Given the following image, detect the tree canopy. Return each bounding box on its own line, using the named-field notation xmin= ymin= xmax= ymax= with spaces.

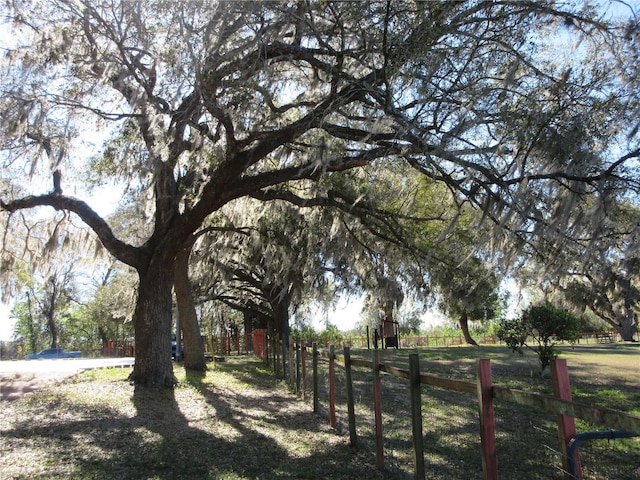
xmin=1 ymin=1 xmax=638 ymax=386
xmin=545 ymin=200 xmax=640 ymax=340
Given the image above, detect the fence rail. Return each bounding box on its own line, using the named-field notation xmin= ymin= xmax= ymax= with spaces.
xmin=262 ymin=340 xmax=639 ymax=480
xmin=305 ymin=330 xmax=626 ymax=350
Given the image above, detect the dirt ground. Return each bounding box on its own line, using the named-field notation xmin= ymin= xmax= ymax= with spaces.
xmin=0 ymin=371 xmax=72 ymax=402
xmin=0 ymin=358 xmax=135 ymax=402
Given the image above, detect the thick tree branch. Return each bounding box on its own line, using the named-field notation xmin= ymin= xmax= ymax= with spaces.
xmin=249 ymin=187 xmax=444 ymax=260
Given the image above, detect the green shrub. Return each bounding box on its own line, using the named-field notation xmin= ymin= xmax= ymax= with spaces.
xmin=497 ymin=302 xmax=582 ymax=373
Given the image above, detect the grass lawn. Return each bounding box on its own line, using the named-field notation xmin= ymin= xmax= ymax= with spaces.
xmin=0 ymin=357 xmax=381 ymax=480
xmin=315 ymin=343 xmax=640 ymax=479
xmin=0 ymin=343 xmax=638 ymax=479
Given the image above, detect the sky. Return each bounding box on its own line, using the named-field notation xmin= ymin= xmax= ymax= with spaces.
xmin=309 ymin=296 xmax=365 ymax=332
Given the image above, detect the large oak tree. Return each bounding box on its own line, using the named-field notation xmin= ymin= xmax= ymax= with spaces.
xmin=1 ymin=1 xmax=638 ymax=387
xmin=542 ymin=201 xmax=640 ymax=341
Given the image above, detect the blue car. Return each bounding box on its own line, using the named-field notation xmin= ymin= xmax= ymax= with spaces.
xmin=24 ymin=347 xmax=82 ymax=359
xmin=171 ymin=341 xmax=184 ymax=360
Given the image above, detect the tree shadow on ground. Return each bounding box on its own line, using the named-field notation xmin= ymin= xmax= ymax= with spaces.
xmin=1 ymin=359 xmax=387 ymax=480
xmin=183 ymin=359 xmax=383 ymax=477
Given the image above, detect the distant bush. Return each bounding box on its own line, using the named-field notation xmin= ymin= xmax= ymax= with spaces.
xmin=497 ymin=302 xmax=582 ymax=374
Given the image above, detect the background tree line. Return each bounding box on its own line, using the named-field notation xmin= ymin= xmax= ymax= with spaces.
xmin=1 ymin=1 xmax=638 ymax=387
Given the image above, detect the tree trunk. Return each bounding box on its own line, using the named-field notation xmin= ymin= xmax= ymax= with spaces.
xmin=243 ymin=311 xmax=254 ymax=352
xmin=616 ymin=312 xmax=638 ymax=342
xmin=601 ymin=309 xmax=638 ymax=342
xmin=459 ymin=313 xmax=478 ymax=346
xmin=47 ymin=308 xmax=58 ymax=349
xmin=26 ymin=293 xmax=38 ymax=353
xmin=269 ymin=286 xmax=291 ymax=348
xmin=174 ymin=246 xmax=207 ymax=371
xmin=381 ymin=301 xmax=398 ymax=348
xmin=128 ymin=256 xmax=178 ymax=388
xmin=45 ymin=279 xmax=58 ymax=348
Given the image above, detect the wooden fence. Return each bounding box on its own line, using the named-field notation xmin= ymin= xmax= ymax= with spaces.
xmin=269 ymin=342 xmax=640 ymax=480
xmin=306 ymin=330 xmax=625 ymax=350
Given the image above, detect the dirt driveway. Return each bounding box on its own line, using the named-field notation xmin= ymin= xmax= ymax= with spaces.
xmin=0 ymin=358 xmax=134 ymax=402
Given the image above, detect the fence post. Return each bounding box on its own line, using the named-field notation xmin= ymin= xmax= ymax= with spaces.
xmin=271 ymin=333 xmax=277 ymax=375
xmin=477 ymin=359 xmax=498 ymax=480
xmin=312 ymin=342 xmax=319 ymax=413
xmin=302 ymin=343 xmax=307 ymax=400
xmin=409 ymin=354 xmax=425 ymax=479
xmin=344 ymin=346 xmax=357 ymax=446
xmin=551 ymin=359 xmax=580 ymax=480
xmin=296 ymin=343 xmax=301 ymax=395
xmin=289 ymin=342 xmax=295 ymax=385
xmin=373 ymin=349 xmax=384 ymax=471
xmin=282 ymin=339 xmax=287 ymax=381
xmin=277 ymin=337 xmax=282 ymax=377
xmin=329 ymin=344 xmax=337 ymax=428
